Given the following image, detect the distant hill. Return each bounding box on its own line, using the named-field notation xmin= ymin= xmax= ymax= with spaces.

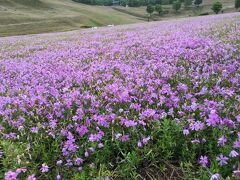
xmin=0 ymin=0 xmax=143 ymax=37
xmin=113 ymin=0 xmax=236 ymax=21
xmin=0 ymin=0 xmax=236 ymax=37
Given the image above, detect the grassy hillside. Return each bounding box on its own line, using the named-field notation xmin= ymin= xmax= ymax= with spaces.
xmin=0 ymin=0 xmax=144 ymax=37
xmin=113 ymin=0 xmax=236 ymax=21
xmin=0 ymin=0 xmax=236 ymax=37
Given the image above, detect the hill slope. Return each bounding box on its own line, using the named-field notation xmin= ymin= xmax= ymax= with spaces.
xmin=0 ymin=0 xmax=144 ymax=37
xmin=113 ymin=0 xmax=236 ymax=21
xmin=0 ymin=0 xmax=236 ymax=37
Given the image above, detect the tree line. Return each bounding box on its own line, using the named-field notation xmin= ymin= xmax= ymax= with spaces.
xmin=73 ymin=0 xmax=198 ymax=7
xmin=146 ymin=0 xmax=240 ymax=18
xmin=73 ymin=0 xmax=240 ymax=10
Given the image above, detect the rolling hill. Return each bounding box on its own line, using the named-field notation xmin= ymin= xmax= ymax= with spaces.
xmin=113 ymin=0 xmax=236 ymax=21
xmin=0 ymin=0 xmax=236 ymax=37
xmin=0 ymin=0 xmax=144 ymax=36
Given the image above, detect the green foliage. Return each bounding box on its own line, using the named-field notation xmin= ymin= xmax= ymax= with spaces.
xmin=155 ymin=0 xmax=162 ymax=4
xmin=74 ymin=0 xmax=161 ymax=7
xmin=155 ymin=4 xmax=163 ymax=15
xmin=163 ymin=9 xmax=170 ymax=14
xmin=127 ymin=0 xmax=146 ymax=7
xmin=1 ymin=112 xmax=238 ymax=179
xmin=161 ymin=0 xmax=171 ymax=4
xmin=146 ymin=4 xmax=155 ymax=14
xmin=119 ymin=0 xmax=128 ymax=6
xmin=13 ymin=0 xmax=44 ymax=7
xmin=1 ymin=132 xmax=62 ymax=178
xmin=199 ymin=12 xmax=209 ymax=16
xmin=211 ymin=1 xmax=223 ymax=14
xmin=172 ymin=0 xmax=182 ymax=11
xmin=194 ymin=0 xmax=202 ymax=6
xmin=184 ymin=0 xmax=192 ymax=7
xmin=73 ymin=0 xmax=112 ymax=5
xmin=235 ymin=0 xmax=240 ymax=9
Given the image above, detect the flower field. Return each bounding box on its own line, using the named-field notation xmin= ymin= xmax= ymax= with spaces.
xmin=0 ymin=13 xmax=240 ymax=179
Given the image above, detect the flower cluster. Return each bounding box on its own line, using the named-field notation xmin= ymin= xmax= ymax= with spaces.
xmin=0 ymin=13 xmax=239 ymax=179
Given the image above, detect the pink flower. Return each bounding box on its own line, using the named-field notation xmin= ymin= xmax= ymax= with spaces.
xmin=190 ymin=121 xmax=204 ymax=131
xmin=236 ymin=114 xmax=240 ymax=123
xmin=233 ymin=169 xmax=240 ymax=177
xmin=137 ymin=141 xmax=142 ymax=148
xmin=76 ymin=126 xmax=88 ymax=137
xmin=15 ymin=168 xmax=27 ymax=174
xmin=30 ymin=127 xmax=39 ymax=133
xmin=199 ymin=155 xmax=208 ymax=167
xmin=57 ymin=174 xmax=61 ymax=180
xmin=142 ymin=137 xmax=150 ymax=145
xmin=217 ymin=135 xmax=227 ymax=146
xmin=78 ymin=167 xmax=82 ymax=172
xmin=183 ymin=129 xmax=189 ymax=135
xmin=229 ymin=150 xmax=238 ymax=157
xmin=98 ymin=143 xmax=104 ymax=148
xmin=74 ymin=157 xmax=83 ymax=165
xmin=85 ymin=151 xmax=89 ymax=157
xmin=120 ymin=135 xmax=130 ymax=142
xmin=56 ymin=160 xmax=63 ymax=165
xmin=27 ymin=174 xmax=36 ymax=180
xmin=233 ymin=140 xmax=240 ymax=148
xmin=5 ymin=171 xmax=17 ymax=180
xmin=216 ymin=154 xmax=228 ymax=166
xmin=206 ymin=110 xmax=219 ymax=127
xmin=40 ymin=163 xmax=49 ymax=173
xmin=210 ymin=173 xmax=220 ymax=180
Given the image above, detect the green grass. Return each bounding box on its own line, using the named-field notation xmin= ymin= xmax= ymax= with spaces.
xmin=113 ymin=0 xmax=236 ymax=21
xmin=0 ymin=0 xmax=143 ymax=37
xmin=0 ymin=0 xmax=236 ymax=37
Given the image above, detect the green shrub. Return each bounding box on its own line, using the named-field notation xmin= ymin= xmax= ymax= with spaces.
xmin=194 ymin=0 xmax=202 ymax=6
xmin=155 ymin=4 xmax=163 ymax=15
xmin=172 ymin=1 xmax=182 ymax=12
xmin=163 ymin=9 xmax=170 ymax=14
xmin=235 ymin=0 xmax=240 ymax=9
xmin=184 ymin=0 xmax=192 ymax=8
xmin=146 ymin=5 xmax=155 ymax=15
xmin=199 ymin=12 xmax=209 ymax=16
xmin=211 ymin=1 xmax=222 ymax=14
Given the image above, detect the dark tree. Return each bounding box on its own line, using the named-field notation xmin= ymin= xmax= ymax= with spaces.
xmin=184 ymin=0 xmax=192 ymax=8
xmin=155 ymin=0 xmax=162 ymax=4
xmin=146 ymin=5 xmax=154 ymax=21
xmin=211 ymin=1 xmax=222 ymax=14
xmin=155 ymin=4 xmax=163 ymax=15
xmin=147 ymin=4 xmax=154 ymax=14
xmin=172 ymin=0 xmax=182 ymax=11
xmin=235 ymin=0 xmax=240 ymax=10
xmin=161 ymin=0 xmax=170 ymax=4
xmin=194 ymin=0 xmax=202 ymax=6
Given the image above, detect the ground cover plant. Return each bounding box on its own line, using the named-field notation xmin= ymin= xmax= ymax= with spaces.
xmin=0 ymin=13 xmax=239 ymax=179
